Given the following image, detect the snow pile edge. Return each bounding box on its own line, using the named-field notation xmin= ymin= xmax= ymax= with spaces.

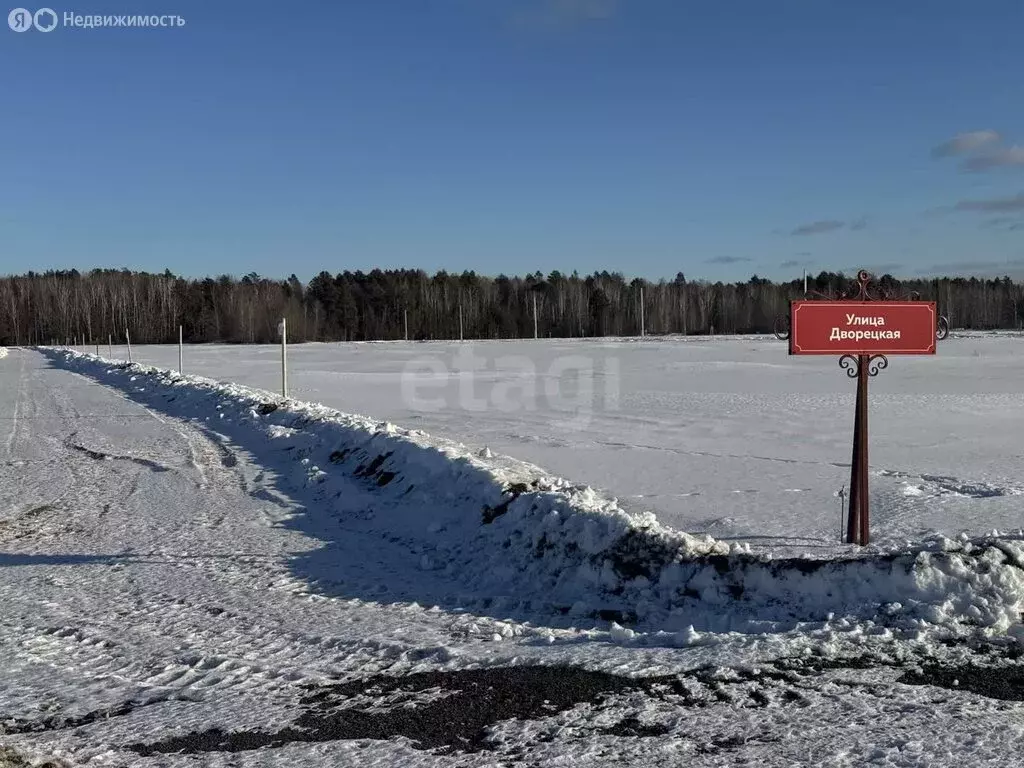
xmin=46 ymin=350 xmax=728 ymax=611
xmin=46 ymin=350 xmax=1024 ymax=639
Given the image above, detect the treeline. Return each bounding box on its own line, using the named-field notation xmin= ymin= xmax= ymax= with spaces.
xmin=0 ymin=267 xmax=1022 ymax=346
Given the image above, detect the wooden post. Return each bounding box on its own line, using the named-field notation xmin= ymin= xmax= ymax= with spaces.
xmin=404 ymin=309 xmax=409 ymax=342
xmin=108 ymin=335 xmax=112 ymax=358
xmin=125 ymin=329 xmax=132 ymax=363
xmin=855 ymin=356 xmax=870 ymax=545
xmin=640 ymin=286 xmax=646 ymax=337
xmin=280 ymin=317 xmax=288 ymax=398
xmin=946 ymin=282 xmax=953 ymax=329
xmin=459 ymin=304 xmax=464 ymax=342
xmin=846 ymin=360 xmax=862 ymax=544
xmin=533 ymin=293 xmax=538 ymax=339
xmin=178 ymin=325 xmax=183 ymax=374
xmin=845 ymin=355 xmax=871 ymax=545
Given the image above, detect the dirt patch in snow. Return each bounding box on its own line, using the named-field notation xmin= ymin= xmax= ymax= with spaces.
xmin=900 ymin=660 xmax=1024 ymax=701
xmin=127 ymin=665 xmax=671 ymax=756
xmin=126 ymin=651 xmax=1009 ymax=757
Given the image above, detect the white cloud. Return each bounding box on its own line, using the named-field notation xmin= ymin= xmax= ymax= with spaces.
xmin=931 ymin=130 xmax=1001 ymax=158
xmin=962 ymin=145 xmax=1024 ymax=172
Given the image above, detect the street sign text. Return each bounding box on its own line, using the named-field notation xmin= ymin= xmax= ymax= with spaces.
xmin=789 ymin=301 xmax=937 ymax=356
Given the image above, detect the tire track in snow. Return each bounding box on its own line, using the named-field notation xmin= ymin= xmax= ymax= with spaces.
xmin=75 ymin=375 xmax=281 ymax=517
xmin=0 ymin=561 xmax=438 ymax=712
xmin=0 ymin=365 xmax=91 ymax=532
xmin=592 ymin=438 xmax=850 ymax=470
xmin=2 ymin=349 xmax=25 ymax=461
xmin=876 ymin=468 xmax=1024 ymax=499
xmin=0 ymin=355 xmax=396 ymax=729
xmin=53 ymin=376 xmax=267 ymax=533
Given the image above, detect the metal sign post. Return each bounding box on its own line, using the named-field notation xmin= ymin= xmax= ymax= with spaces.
xmin=780 ymin=270 xmax=944 ymax=546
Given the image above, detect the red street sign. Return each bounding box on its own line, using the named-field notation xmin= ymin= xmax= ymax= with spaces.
xmin=789 ymin=301 xmax=937 ymax=355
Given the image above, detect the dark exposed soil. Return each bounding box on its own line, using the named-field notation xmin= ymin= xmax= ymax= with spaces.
xmin=128 ymin=665 xmax=671 ymax=756
xmin=899 ymin=662 xmax=1024 ymax=701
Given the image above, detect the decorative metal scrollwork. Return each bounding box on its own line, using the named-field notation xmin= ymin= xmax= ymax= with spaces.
xmin=867 ymin=354 xmax=888 ymax=376
xmin=774 ymin=314 xmax=790 ymax=340
xmin=838 ymin=353 xmax=889 ymax=378
xmin=839 ymin=355 xmax=859 ymax=378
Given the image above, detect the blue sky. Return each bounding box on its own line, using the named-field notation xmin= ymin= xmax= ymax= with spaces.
xmin=2 ymin=0 xmax=1023 ymax=282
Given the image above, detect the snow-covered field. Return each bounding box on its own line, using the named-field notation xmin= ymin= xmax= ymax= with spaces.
xmin=120 ymin=333 xmax=1024 ymax=552
xmin=1 ymin=338 xmax=1024 ymax=766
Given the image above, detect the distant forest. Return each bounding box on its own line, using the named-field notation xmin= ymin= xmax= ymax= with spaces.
xmin=1 ymin=268 xmax=1023 ymax=345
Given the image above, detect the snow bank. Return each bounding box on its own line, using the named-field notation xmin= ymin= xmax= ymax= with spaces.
xmin=652 ymin=539 xmax=1024 ymax=636
xmin=47 ymin=350 xmax=726 ymax=613
xmin=47 ymin=350 xmax=1024 ymax=640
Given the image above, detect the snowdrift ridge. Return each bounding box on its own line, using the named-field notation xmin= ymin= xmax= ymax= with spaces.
xmin=47 ymin=349 xmax=1024 ymax=642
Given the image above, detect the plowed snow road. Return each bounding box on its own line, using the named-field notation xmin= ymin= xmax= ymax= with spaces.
xmin=0 ymin=349 xmax=537 ymax=764
xmin=0 ymin=348 xmax=701 ymax=766
xmin=2 ymin=348 xmax=1024 ymax=768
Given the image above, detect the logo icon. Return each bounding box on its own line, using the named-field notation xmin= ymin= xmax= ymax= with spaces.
xmin=8 ymin=7 xmax=32 ymax=30
xmin=8 ymin=7 xmax=57 ymax=31
xmin=33 ymin=7 xmax=56 ymax=30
